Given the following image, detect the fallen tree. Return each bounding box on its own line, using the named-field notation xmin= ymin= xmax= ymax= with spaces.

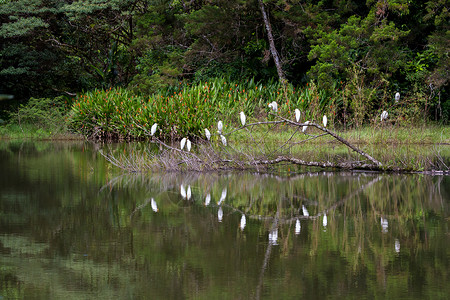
xmin=98 ymin=112 xmax=450 ymax=174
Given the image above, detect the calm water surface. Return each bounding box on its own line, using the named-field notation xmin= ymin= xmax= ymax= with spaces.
xmin=0 ymin=141 xmax=449 ymax=299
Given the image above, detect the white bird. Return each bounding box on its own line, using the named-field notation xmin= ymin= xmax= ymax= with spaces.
xmin=295 ymin=109 xmax=301 ymax=122
xmin=218 ymin=207 xmax=223 ymax=222
xmin=218 ymin=188 xmax=227 ymax=205
xmin=302 ymin=205 xmax=309 ymax=217
xmin=268 ymin=101 xmax=278 ymax=112
xmin=186 ymin=139 xmax=191 ymax=152
xmin=151 ymin=123 xmax=157 ymax=136
xmin=323 ymin=213 xmax=327 ymax=227
xmin=381 ymin=111 xmax=388 ymax=121
xmin=151 ymin=198 xmax=158 ymax=212
xmin=302 ymin=121 xmax=310 ymax=133
xmin=180 ymin=137 xmax=187 ymax=150
xmin=240 ymin=111 xmax=246 ymax=126
xmin=180 ymin=184 xmax=187 ymax=199
xmin=220 ymin=134 xmax=227 ymax=146
xmin=205 ymin=193 xmax=211 ymax=206
xmin=187 ymin=185 xmax=192 ymax=200
xmin=395 ymin=92 xmax=400 ymax=103
xmin=295 ymin=219 xmax=301 ymax=235
xmin=323 ymin=115 xmax=327 ymax=127
xmin=240 ymin=214 xmax=246 ymax=231
xmin=204 ymin=128 xmax=211 ymax=141
xmin=217 ymin=120 xmax=223 ymax=134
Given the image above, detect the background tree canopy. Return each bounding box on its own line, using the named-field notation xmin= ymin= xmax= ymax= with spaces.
xmin=0 ymin=0 xmax=448 ymax=123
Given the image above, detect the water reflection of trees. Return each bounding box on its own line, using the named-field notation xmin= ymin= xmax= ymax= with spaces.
xmin=1 ymin=140 xmax=449 ymax=299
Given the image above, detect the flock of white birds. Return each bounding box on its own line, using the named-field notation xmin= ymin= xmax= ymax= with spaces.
xmin=148 ymin=92 xmax=399 ymax=151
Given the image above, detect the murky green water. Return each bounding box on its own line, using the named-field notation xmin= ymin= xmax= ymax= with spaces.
xmin=0 ymin=141 xmax=449 ymax=299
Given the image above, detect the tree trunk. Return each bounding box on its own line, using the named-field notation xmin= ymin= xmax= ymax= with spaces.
xmin=258 ymin=0 xmax=286 ymax=83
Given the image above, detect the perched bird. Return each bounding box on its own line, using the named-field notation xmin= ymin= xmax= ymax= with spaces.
xmin=240 ymin=214 xmax=246 ymax=231
xmin=323 ymin=115 xmax=327 ymax=127
xmin=204 ymin=128 xmax=211 ymax=141
xmin=268 ymin=101 xmax=278 ymax=112
xmin=395 ymin=92 xmax=400 ymax=103
xmin=381 ymin=111 xmax=388 ymax=121
xmin=220 ymin=134 xmax=227 ymax=146
xmin=180 ymin=137 xmax=187 ymax=150
xmin=151 ymin=123 xmax=157 ymax=136
xmin=302 ymin=205 xmax=309 ymax=217
xmin=205 ymin=193 xmax=211 ymax=206
xmin=295 ymin=109 xmax=301 ymax=122
xmin=302 ymin=121 xmax=310 ymax=133
xmin=218 ymin=188 xmax=227 ymax=205
xmin=217 ymin=120 xmax=223 ymax=134
xmin=240 ymin=111 xmax=246 ymax=126
xmin=186 ymin=139 xmax=191 ymax=152
xmin=151 ymin=198 xmax=158 ymax=212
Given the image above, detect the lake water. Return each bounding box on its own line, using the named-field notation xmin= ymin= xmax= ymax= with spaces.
xmin=0 ymin=141 xmax=449 ymax=299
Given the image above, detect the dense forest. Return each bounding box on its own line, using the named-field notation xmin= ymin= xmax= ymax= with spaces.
xmin=0 ymin=0 xmax=449 ymax=127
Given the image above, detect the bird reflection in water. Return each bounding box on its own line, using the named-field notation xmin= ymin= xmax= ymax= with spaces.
xmin=218 ymin=207 xmax=223 ymax=222
xmin=295 ymin=219 xmax=301 ymax=235
xmin=268 ymin=229 xmax=278 ymax=245
xmin=381 ymin=217 xmax=388 ymax=233
xmin=240 ymin=214 xmax=246 ymax=230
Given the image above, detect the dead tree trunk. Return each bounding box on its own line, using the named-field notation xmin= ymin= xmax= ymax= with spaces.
xmin=258 ymin=0 xmax=286 ymax=83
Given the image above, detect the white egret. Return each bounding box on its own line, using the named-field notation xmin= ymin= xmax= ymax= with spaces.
xmin=218 ymin=207 xmax=223 ymax=222
xmin=220 ymin=134 xmax=227 ymax=146
xmin=295 ymin=109 xmax=301 ymax=122
xmin=323 ymin=213 xmax=327 ymax=227
xmin=381 ymin=217 xmax=388 ymax=233
xmin=151 ymin=198 xmax=158 ymax=212
xmin=186 ymin=139 xmax=191 ymax=152
xmin=323 ymin=115 xmax=327 ymax=127
xmin=302 ymin=205 xmax=309 ymax=217
xmin=187 ymin=185 xmax=192 ymax=200
xmin=268 ymin=101 xmax=278 ymax=112
xmin=204 ymin=128 xmax=211 ymax=141
xmin=395 ymin=239 xmax=400 ymax=253
xmin=218 ymin=188 xmax=227 ymax=205
xmin=302 ymin=121 xmax=310 ymax=133
xmin=151 ymin=123 xmax=158 ymax=136
xmin=240 ymin=214 xmax=246 ymax=231
xmin=381 ymin=110 xmax=388 ymax=121
xmin=395 ymin=92 xmax=400 ymax=103
xmin=205 ymin=193 xmax=211 ymax=206
xmin=217 ymin=120 xmax=223 ymax=134
xmin=240 ymin=111 xmax=246 ymax=126
xmin=295 ymin=219 xmax=301 ymax=235
xmin=180 ymin=184 xmax=187 ymax=199
xmin=180 ymin=137 xmax=187 ymax=150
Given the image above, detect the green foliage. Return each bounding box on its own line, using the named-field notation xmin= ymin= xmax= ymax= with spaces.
xmin=69 ymin=78 xmax=337 ymax=140
xmin=7 ymin=96 xmax=71 ymax=134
